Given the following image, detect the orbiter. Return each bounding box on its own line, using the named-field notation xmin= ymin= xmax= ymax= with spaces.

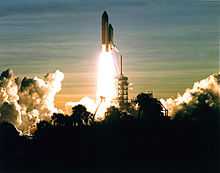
xmin=101 ymin=11 xmax=114 ymax=52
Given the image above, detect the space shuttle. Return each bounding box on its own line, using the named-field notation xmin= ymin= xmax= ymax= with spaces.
xmin=101 ymin=11 xmax=114 ymax=52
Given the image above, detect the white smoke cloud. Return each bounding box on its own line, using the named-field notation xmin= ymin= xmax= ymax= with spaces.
xmin=0 ymin=69 xmax=21 ymax=127
xmin=65 ymin=96 xmax=96 ymax=115
xmin=160 ymin=72 xmax=220 ymax=118
xmin=0 ymin=69 xmax=64 ymax=134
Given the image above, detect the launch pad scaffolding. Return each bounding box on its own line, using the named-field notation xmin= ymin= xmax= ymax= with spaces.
xmin=117 ymin=55 xmax=129 ymax=111
xmin=117 ymin=75 xmax=129 ymax=111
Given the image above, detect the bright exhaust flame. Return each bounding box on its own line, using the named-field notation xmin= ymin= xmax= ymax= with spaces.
xmin=65 ymin=50 xmax=118 ymax=120
xmin=96 ymin=50 xmax=117 ymax=119
xmin=96 ymin=51 xmax=117 ymax=102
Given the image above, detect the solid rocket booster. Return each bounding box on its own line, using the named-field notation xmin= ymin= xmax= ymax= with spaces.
xmin=101 ymin=11 xmax=114 ymax=52
xmin=108 ymin=24 xmax=113 ymax=46
xmin=102 ymin=11 xmax=108 ymax=47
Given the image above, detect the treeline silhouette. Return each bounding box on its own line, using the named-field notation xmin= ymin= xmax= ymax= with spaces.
xmin=0 ymin=93 xmax=219 ymax=173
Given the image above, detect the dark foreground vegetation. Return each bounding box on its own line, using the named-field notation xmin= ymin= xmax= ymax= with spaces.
xmin=0 ymin=93 xmax=219 ymax=173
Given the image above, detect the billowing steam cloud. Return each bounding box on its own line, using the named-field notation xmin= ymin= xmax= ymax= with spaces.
xmin=160 ymin=73 xmax=220 ymax=119
xmin=0 ymin=69 xmax=64 ymax=134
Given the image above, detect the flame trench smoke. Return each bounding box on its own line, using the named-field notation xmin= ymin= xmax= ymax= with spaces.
xmin=160 ymin=73 xmax=220 ymax=118
xmin=0 ymin=69 xmax=64 ymax=134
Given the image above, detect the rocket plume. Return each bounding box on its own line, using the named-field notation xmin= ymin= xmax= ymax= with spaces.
xmin=65 ymin=50 xmax=118 ymax=120
xmin=96 ymin=51 xmax=117 ymax=102
xmin=95 ymin=50 xmax=117 ymax=119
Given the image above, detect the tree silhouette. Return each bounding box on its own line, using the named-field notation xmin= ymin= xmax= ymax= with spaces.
xmin=136 ymin=93 xmax=163 ymax=121
xmin=71 ymin=104 xmax=91 ymax=126
xmin=51 ymin=113 xmax=72 ymax=127
xmin=34 ymin=120 xmax=52 ymax=139
xmin=104 ymin=106 xmax=121 ymax=124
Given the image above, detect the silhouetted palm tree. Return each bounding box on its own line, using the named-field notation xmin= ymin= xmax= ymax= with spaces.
xmin=71 ymin=104 xmax=91 ymax=126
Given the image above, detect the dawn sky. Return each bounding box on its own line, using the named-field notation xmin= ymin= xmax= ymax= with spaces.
xmin=0 ymin=0 xmax=219 ymax=108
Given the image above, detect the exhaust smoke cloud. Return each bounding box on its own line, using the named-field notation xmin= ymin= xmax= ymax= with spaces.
xmin=0 ymin=69 xmax=64 ymax=134
xmin=160 ymin=73 xmax=220 ymax=118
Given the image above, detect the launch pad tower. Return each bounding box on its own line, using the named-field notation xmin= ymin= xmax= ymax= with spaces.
xmin=117 ymin=55 xmax=129 ymax=111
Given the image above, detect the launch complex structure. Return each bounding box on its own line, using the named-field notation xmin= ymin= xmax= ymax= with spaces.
xmin=101 ymin=11 xmax=129 ymax=111
xmin=100 ymin=11 xmax=168 ymax=116
xmin=117 ymin=55 xmax=129 ymax=111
